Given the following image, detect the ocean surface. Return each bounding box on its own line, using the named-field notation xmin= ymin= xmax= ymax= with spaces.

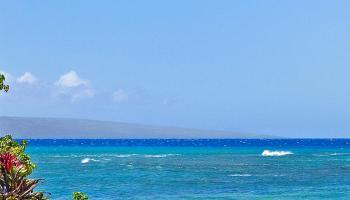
xmin=25 ymin=139 xmax=350 ymax=200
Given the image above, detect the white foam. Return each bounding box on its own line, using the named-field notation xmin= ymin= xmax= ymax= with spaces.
xmin=81 ymin=158 xmax=90 ymax=164
xmin=228 ymin=174 xmax=252 ymax=177
xmin=262 ymin=150 xmax=293 ymax=157
xmin=81 ymin=158 xmax=99 ymax=164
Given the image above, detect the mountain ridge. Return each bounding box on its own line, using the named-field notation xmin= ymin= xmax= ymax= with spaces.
xmin=0 ymin=116 xmax=274 ymax=139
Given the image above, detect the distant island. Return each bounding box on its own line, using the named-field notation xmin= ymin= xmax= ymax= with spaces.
xmin=0 ymin=116 xmax=273 ymax=139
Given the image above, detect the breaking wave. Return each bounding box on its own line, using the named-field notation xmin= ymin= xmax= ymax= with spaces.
xmin=81 ymin=158 xmax=99 ymax=164
xmin=262 ymin=150 xmax=293 ymax=157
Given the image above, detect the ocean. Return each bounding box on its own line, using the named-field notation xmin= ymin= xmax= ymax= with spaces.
xmin=25 ymin=139 xmax=350 ymax=200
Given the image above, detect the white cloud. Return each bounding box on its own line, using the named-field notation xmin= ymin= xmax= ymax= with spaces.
xmin=17 ymin=72 xmax=38 ymax=84
xmin=113 ymin=89 xmax=129 ymax=102
xmin=55 ymin=71 xmax=88 ymax=88
xmin=54 ymin=71 xmax=94 ymax=101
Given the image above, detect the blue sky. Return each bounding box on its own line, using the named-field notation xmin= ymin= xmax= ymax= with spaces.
xmin=1 ymin=1 xmax=350 ymax=137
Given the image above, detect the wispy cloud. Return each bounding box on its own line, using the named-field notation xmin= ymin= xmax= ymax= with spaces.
xmin=17 ymin=72 xmax=38 ymax=84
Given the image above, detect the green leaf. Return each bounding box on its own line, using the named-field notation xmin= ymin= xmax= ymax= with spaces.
xmin=72 ymin=192 xmax=88 ymax=200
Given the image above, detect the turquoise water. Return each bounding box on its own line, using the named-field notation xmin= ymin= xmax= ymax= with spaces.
xmin=26 ymin=140 xmax=350 ymax=199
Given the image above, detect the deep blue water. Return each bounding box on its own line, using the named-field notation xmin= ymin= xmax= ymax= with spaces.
xmin=24 ymin=138 xmax=350 ymax=147
xmin=25 ymin=139 xmax=350 ymax=199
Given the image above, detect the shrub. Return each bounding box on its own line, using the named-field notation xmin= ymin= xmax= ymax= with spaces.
xmin=0 ymin=135 xmax=48 ymax=199
xmin=72 ymin=192 xmax=88 ymax=200
xmin=0 ymin=73 xmax=9 ymax=93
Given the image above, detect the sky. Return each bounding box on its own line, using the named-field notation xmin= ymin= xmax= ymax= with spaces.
xmin=1 ymin=1 xmax=350 ymax=138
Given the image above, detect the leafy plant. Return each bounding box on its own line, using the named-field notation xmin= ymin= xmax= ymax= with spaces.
xmin=72 ymin=192 xmax=88 ymax=200
xmin=0 ymin=135 xmax=47 ymax=199
xmin=0 ymin=74 xmax=9 ymax=93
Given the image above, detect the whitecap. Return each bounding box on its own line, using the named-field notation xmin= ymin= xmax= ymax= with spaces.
xmin=228 ymin=174 xmax=252 ymax=177
xmin=81 ymin=158 xmax=90 ymax=164
xmin=262 ymin=150 xmax=293 ymax=156
xmin=81 ymin=158 xmax=99 ymax=164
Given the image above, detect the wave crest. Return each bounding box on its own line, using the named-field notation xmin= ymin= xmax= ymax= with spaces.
xmin=81 ymin=158 xmax=99 ymax=164
xmin=262 ymin=150 xmax=293 ymax=156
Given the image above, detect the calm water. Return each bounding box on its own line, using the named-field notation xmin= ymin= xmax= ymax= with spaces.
xmin=25 ymin=139 xmax=350 ymax=200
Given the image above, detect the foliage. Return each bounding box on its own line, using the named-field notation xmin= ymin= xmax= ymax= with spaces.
xmin=0 ymin=74 xmax=9 ymax=93
xmin=0 ymin=135 xmax=48 ymax=199
xmin=72 ymin=192 xmax=88 ymax=200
